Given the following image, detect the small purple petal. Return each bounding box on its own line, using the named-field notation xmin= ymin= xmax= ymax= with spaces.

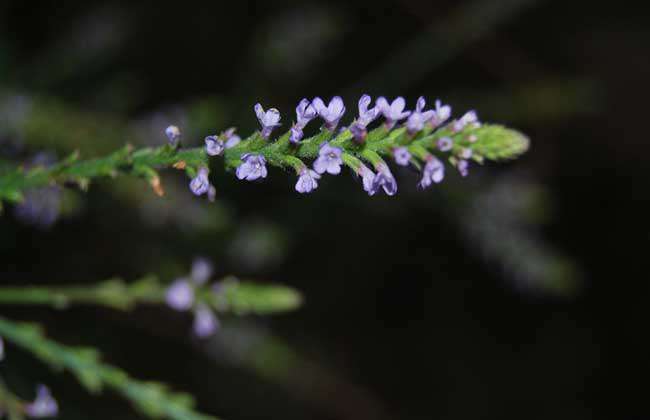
xmin=313 ymin=96 xmax=345 ymax=131
xmin=357 ymin=94 xmax=380 ymax=126
xmin=25 ymin=385 xmax=58 ymax=418
xmin=289 ymin=126 xmax=304 ymax=144
xmin=0 ymin=336 xmax=4 ymax=361
xmin=254 ymin=103 xmax=281 ymax=139
xmin=165 ymin=125 xmax=181 ymax=147
xmin=225 ymin=134 xmax=241 ymax=149
xmin=437 ymin=137 xmax=453 ymax=152
xmin=370 ymin=164 xmax=397 ymax=196
xmin=236 ymin=154 xmax=268 ymax=181
xmin=189 ymin=167 xmax=210 ymax=196
xmin=349 ymin=122 xmax=367 ymax=142
xmin=295 ymin=168 xmax=321 ymax=193
xmin=419 ymin=156 xmax=445 ymax=189
xmin=166 ymin=278 xmax=194 ymax=311
xmin=453 ymin=110 xmax=480 ymax=132
xmin=431 ymin=100 xmax=452 ymax=127
xmin=205 ymin=135 xmax=224 ymax=156
xmin=14 ymin=186 xmax=61 ymax=229
xmin=416 ymin=96 xmax=426 ymax=112
xmin=357 ymin=164 xmax=376 ymax=195
xmin=393 ymin=147 xmax=411 ymax=166
xmin=378 ymin=97 xmax=411 ymax=128
xmin=457 ymin=159 xmax=469 ymax=177
xmin=313 ymin=142 xmax=343 ymax=175
xmin=193 ymin=305 xmax=219 ymax=338
xmin=208 ymin=185 xmax=216 ymax=202
xmin=295 ymin=98 xmax=317 ymax=128
xmin=191 ymin=257 xmax=213 ymax=285
xmin=406 ymin=112 xmax=425 ymax=134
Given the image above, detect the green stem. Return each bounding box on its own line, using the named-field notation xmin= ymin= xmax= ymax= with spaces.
xmin=0 ymin=317 xmax=218 ymax=420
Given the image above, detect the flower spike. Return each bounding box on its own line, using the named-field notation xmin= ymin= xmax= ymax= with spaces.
xmin=0 ymin=95 xmax=529 ymax=206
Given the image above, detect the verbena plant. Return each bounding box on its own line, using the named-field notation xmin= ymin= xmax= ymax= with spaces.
xmin=0 ymin=94 xmax=528 ymax=419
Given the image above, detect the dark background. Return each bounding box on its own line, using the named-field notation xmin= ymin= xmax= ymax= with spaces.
xmin=1 ymin=1 xmax=648 ymax=419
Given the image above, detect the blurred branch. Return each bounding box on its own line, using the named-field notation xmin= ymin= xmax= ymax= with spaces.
xmin=0 ymin=277 xmax=302 ymax=315
xmin=0 ymin=317 xmax=217 ymax=420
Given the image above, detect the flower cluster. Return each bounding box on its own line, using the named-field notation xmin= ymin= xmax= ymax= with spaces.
xmin=216 ymin=95 xmax=483 ymax=195
xmin=165 ymin=258 xmax=221 ymax=338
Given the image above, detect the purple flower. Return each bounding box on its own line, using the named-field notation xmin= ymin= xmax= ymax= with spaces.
xmin=457 ymin=159 xmax=469 ymax=177
xmin=356 ymin=94 xmax=380 ymax=127
xmin=25 ymin=385 xmax=58 ymax=418
xmin=453 ymin=110 xmax=480 ymax=132
xmin=376 ymin=96 xmax=411 ymax=129
xmin=14 ymin=186 xmax=62 ymax=229
xmin=406 ymin=97 xmax=435 ymax=134
xmin=0 ymin=336 xmax=4 ymax=361
xmin=357 ymin=164 xmax=376 ymax=195
xmin=236 ymin=153 xmax=268 ymax=181
xmin=370 ymin=164 xmax=397 ymax=196
xmin=205 ymin=128 xmax=241 ymax=156
xmin=430 ymin=100 xmax=452 ymax=127
xmin=350 ymin=94 xmax=380 ymax=142
xmin=193 ymin=305 xmax=219 ymax=338
xmin=191 ymin=257 xmax=213 ymax=285
xmin=349 ymin=122 xmax=367 ymax=143
xmin=223 ymin=127 xmax=241 ymax=148
xmin=165 ymin=125 xmax=181 ymax=147
xmin=254 ymin=103 xmax=281 ymax=139
xmin=295 ymin=98 xmax=317 ymax=128
xmin=437 ymin=136 xmax=453 ymax=152
xmin=205 ymin=135 xmax=224 ymax=156
xmin=165 ymin=278 xmax=194 ymax=311
xmin=393 ymin=147 xmax=411 ymax=166
xmin=289 ymin=126 xmax=304 ymax=145
xmin=189 ymin=167 xmax=210 ymax=196
xmin=313 ymin=142 xmax=343 ymax=175
xmin=419 ymin=156 xmax=445 ymax=189
xmin=225 ymin=135 xmax=241 ymax=148
xmin=312 ymin=96 xmax=345 ymax=131
xmin=289 ymin=99 xmax=317 ymax=145
xmin=295 ymin=168 xmax=321 ymax=193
